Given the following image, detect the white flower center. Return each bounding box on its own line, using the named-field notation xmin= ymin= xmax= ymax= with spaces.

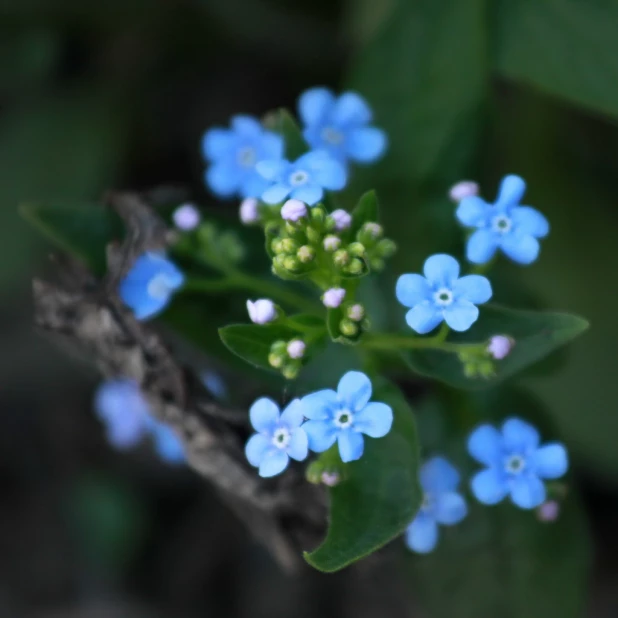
xmin=289 ymin=170 xmax=309 ymax=186
xmin=272 ymin=427 xmax=291 ymax=449
xmin=433 ymin=287 xmax=454 ymax=307
xmin=321 ymin=126 xmax=344 ymax=145
xmin=492 ymin=214 xmax=512 ymax=234
xmin=237 ymin=146 xmax=256 ymax=167
xmin=505 ymin=454 xmax=526 ymax=475
xmin=147 ymin=273 xmax=173 ymax=300
xmin=334 ymin=408 xmax=354 ymax=429
xmin=420 ymin=493 xmax=434 ymax=512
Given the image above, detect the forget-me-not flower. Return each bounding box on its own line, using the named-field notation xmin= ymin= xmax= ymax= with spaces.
xmin=468 ymin=417 xmax=568 ymax=510
xmin=94 ymin=379 xmax=185 ymax=464
xmin=256 ymin=150 xmax=346 ymax=206
xmin=456 ymin=174 xmax=549 ymax=265
xmin=298 ymin=87 xmax=387 ymax=166
xmin=396 ymin=254 xmax=492 ymax=334
xmin=245 ymin=398 xmax=308 ymax=477
xmin=405 ymin=457 xmax=467 ymax=554
xmin=119 ymin=252 xmax=184 ymax=321
xmin=202 ymin=115 xmax=283 ymax=199
xmin=300 ymin=371 xmax=393 ymax=463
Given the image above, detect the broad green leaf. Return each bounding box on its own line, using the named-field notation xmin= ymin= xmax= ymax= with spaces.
xmin=286 ymin=313 xmax=325 ymax=331
xmin=402 ymin=305 xmax=588 ymax=389
xmin=495 ymin=0 xmax=618 ymax=118
xmin=305 ymin=380 xmax=421 ymax=572
xmin=349 ymin=190 xmax=379 ymax=238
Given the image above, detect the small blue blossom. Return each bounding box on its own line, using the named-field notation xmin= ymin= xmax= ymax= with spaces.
xmin=202 ymin=115 xmax=284 ymax=199
xmin=298 ymin=87 xmax=387 ymax=166
xmin=396 ymin=254 xmax=492 ymax=334
xmin=245 ymin=398 xmax=309 ymax=477
xmin=94 ymin=379 xmax=185 ymax=464
xmin=468 ymin=417 xmax=568 ymax=510
xmin=405 ymin=457 xmax=468 ymax=554
xmin=456 ymin=174 xmax=549 ymax=265
xmin=256 ymin=150 xmax=347 ymax=206
xmin=119 ymin=252 xmax=184 ymax=321
xmin=300 ymin=371 xmax=393 ymax=463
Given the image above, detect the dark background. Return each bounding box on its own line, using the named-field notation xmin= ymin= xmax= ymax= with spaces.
xmin=2 ymin=1 xmax=618 ymax=616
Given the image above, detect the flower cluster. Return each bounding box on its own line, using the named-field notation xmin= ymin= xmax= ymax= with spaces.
xmin=268 ymin=338 xmax=306 ymax=380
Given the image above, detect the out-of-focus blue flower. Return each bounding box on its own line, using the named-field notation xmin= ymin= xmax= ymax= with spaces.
xmin=94 ymin=379 xmax=185 ymax=464
xmin=118 ymin=253 xmax=184 ymax=321
xmin=201 ymin=371 xmax=228 ymax=401
xmin=245 ymin=398 xmax=308 ymax=477
xmin=256 ymin=150 xmax=346 ymax=206
xmin=396 ymin=254 xmax=492 ymax=334
xmin=202 ymin=115 xmax=283 ymax=199
xmin=468 ymin=417 xmax=568 ymax=509
xmin=300 ymin=371 xmax=393 ymax=463
xmin=405 ymin=457 xmax=467 ymax=554
xmin=456 ymin=174 xmax=549 ymax=265
xmin=298 ymin=87 xmax=387 ymax=166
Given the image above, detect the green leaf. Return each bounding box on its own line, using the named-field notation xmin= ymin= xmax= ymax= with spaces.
xmin=286 ymin=313 xmax=325 ymax=331
xmin=402 ymin=305 xmax=588 ymax=389
xmin=268 ymin=108 xmax=309 ymax=160
xmin=495 ymin=0 xmax=618 ymax=118
xmin=350 ymin=190 xmax=379 ymax=237
xmin=305 ymin=380 xmax=421 ymax=572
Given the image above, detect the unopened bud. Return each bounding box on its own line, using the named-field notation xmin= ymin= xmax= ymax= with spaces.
xmin=330 ymin=209 xmax=352 ymax=231
xmin=270 ymin=340 xmax=287 ymax=355
xmin=247 ymin=299 xmax=276 ymax=324
xmin=322 ymin=288 xmax=346 ymax=308
xmin=173 ymin=203 xmax=201 ymax=230
xmin=321 ymin=471 xmax=340 ymax=487
xmin=283 ymin=255 xmax=301 ymax=271
xmin=345 ymin=258 xmax=364 ymax=275
xmin=268 ymin=352 xmax=285 ymax=368
xmin=297 ymin=245 xmax=315 ymax=263
xmin=347 ymin=303 xmax=365 ymax=322
xmin=362 ymin=222 xmax=383 ymax=239
xmin=369 ymin=257 xmax=385 ymax=271
xmin=537 ymin=500 xmax=560 ymax=523
xmin=279 ymin=238 xmax=298 ymax=254
xmin=282 ymin=361 xmax=301 ymax=380
xmin=323 ymin=235 xmax=341 ymax=252
xmin=339 ymin=319 xmax=359 ymax=337
xmin=487 ymin=335 xmax=514 ymax=360
xmin=333 ymin=249 xmax=350 ymax=268
xmin=306 ymin=226 xmax=321 ymax=244
xmin=239 ymin=197 xmax=260 ymax=224
xmin=449 ymin=180 xmax=479 ymax=203
xmin=281 ymin=199 xmax=307 ymax=222
xmin=348 ymin=242 xmax=365 ymax=257
xmin=310 ymin=207 xmax=326 ymax=225
xmin=287 ymin=339 xmax=306 ymax=359
xmin=376 ymin=238 xmax=397 ymax=258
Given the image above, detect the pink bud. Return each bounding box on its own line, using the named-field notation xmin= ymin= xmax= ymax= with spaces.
xmin=331 ymin=209 xmax=352 ymax=231
xmin=239 ymin=198 xmax=260 ymax=224
xmin=449 ymin=180 xmax=479 ymax=203
xmin=487 ymin=335 xmax=514 ymax=360
xmin=322 ymin=288 xmax=346 ymax=309
xmin=281 ymin=199 xmax=307 ymax=222
xmin=347 ymin=303 xmax=364 ymax=322
xmin=173 ymin=203 xmax=201 ymax=230
xmin=321 ymin=471 xmax=340 ymax=487
xmin=537 ymin=500 xmax=560 ymax=522
xmin=323 ymin=235 xmax=341 ymax=252
xmin=287 ymin=339 xmax=306 ymax=359
xmin=246 ymin=299 xmax=276 ymax=324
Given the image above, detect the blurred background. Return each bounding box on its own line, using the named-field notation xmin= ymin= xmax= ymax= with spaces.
xmin=2 ymin=0 xmax=618 ymax=616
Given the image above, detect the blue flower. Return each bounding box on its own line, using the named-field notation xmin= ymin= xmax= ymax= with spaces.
xmin=119 ymin=252 xmax=184 ymax=321
xmin=298 ymin=87 xmax=387 ymax=166
xmin=245 ymin=398 xmax=309 ymax=477
xmin=256 ymin=150 xmax=347 ymax=206
xmin=300 ymin=371 xmax=393 ymax=463
xmin=94 ymin=379 xmax=185 ymax=464
xmin=405 ymin=457 xmax=467 ymax=554
xmin=202 ymin=115 xmax=284 ymax=199
xmin=396 ymin=254 xmax=492 ymax=334
xmin=456 ymin=174 xmax=549 ymax=265
xmin=468 ymin=417 xmax=568 ymax=509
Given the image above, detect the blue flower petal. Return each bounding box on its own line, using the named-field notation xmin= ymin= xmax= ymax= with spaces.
xmin=496 ymin=174 xmax=526 ymax=208
xmin=262 ymin=183 xmax=291 ymax=204
xmin=532 ymin=443 xmax=568 ymax=479
xmin=249 ymin=398 xmax=280 ymax=433
xmin=395 ymin=274 xmax=432 ymax=308
xmin=466 ymin=229 xmax=498 ymax=264
xmin=287 ymin=427 xmax=309 ymax=461
xmin=345 ymin=127 xmax=387 ymax=163
xmin=290 ymin=184 xmax=323 ymax=205
xmin=453 ymin=275 xmax=492 ymax=304
xmin=107 ymin=423 xmax=144 ymax=449
xmin=256 ymin=159 xmax=289 ymax=181
xmin=304 ymin=153 xmax=347 ymax=190
xmin=129 ymin=295 xmax=167 ymax=321
xmin=423 ymin=254 xmax=460 ymax=286
xmin=468 ymin=424 xmax=503 ymax=466
xmin=502 ymin=418 xmax=540 ymax=452
xmin=231 ymin=115 xmax=262 ymax=137
xmin=420 ymin=457 xmax=460 ymax=493
xmin=337 ymin=430 xmax=364 ymax=462
xmin=471 ymin=468 xmax=509 ymax=504
xmin=405 ymin=513 xmax=438 ymax=554
xmin=353 ymin=402 xmax=393 ymax=438
xmin=303 ymin=419 xmax=338 ymax=452
xmin=510 ymin=474 xmax=546 ymax=509
xmin=206 ymin=161 xmax=241 ymax=197
xmin=245 ymin=433 xmax=272 ymax=467
xmin=239 ymin=172 xmax=270 ymax=200
xmin=151 ymin=423 xmax=185 ymax=463
xmin=261 ymin=132 xmax=285 ymax=159
xmin=298 ymin=87 xmax=335 ymax=125
xmin=511 ymin=206 xmax=549 ymax=238
xmin=434 ymin=492 xmax=467 ymax=525
xmin=331 ymin=92 xmax=372 ymax=126
xmin=202 ymin=128 xmax=236 ymax=161
xmin=337 ymin=371 xmax=372 ymax=411
xmin=456 ymin=196 xmax=489 ymax=227
xmin=500 ymin=233 xmax=540 ymax=264
xmin=405 ymin=304 xmax=443 ymax=334
xmin=280 ymin=398 xmax=305 ymax=428
xmin=443 ymin=299 xmax=479 ymax=332
xmin=258 ymin=450 xmax=289 ymax=477
xmin=301 ymin=389 xmax=338 ymax=420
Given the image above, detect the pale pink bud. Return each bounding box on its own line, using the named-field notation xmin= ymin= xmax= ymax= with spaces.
xmin=287 ymin=339 xmax=306 ymax=359
xmin=246 ymin=299 xmax=276 ymax=324
xmin=347 ymin=303 xmax=364 ymax=322
xmin=239 ymin=198 xmax=260 ymax=224
xmin=281 ymin=199 xmax=307 ymax=222
xmin=487 ymin=335 xmax=514 ymax=360
xmin=321 ymin=471 xmax=340 ymax=487
xmin=331 ymin=209 xmax=352 ymax=231
xmin=323 ymin=235 xmax=341 ymax=252
xmin=173 ymin=203 xmax=201 ymax=230
xmin=322 ymin=288 xmax=346 ymax=309
xmin=537 ymin=500 xmax=560 ymax=522
xmin=449 ymin=180 xmax=479 ymax=203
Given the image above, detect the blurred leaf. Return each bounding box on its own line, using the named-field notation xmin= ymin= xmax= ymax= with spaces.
xmin=495 ymin=0 xmax=618 ymax=117
xmin=268 ymin=108 xmax=309 ymax=160
xmin=286 ymin=313 xmax=325 ymax=331
xmin=349 ymin=189 xmax=379 ymax=238
xmin=401 ymin=306 xmax=588 ymax=389
xmin=305 ymin=379 xmax=421 ymax=572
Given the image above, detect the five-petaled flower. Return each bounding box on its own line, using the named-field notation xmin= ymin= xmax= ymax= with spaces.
xmin=405 ymin=457 xmax=468 ymax=554
xmin=119 ymin=252 xmax=184 ymax=321
xmin=468 ymin=417 xmax=568 ymax=509
xmin=298 ymin=87 xmax=387 ymax=166
xmin=245 ymin=398 xmax=309 ymax=477
xmin=256 ymin=150 xmax=346 ymax=206
xmin=300 ymin=371 xmax=393 ymax=463
xmin=396 ymin=254 xmax=492 ymax=334
xmin=202 ymin=115 xmax=283 ymax=199
xmin=456 ymin=174 xmax=549 ymax=265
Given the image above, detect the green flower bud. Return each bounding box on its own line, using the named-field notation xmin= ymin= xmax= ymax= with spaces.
xmin=376 ymin=238 xmax=397 ymax=258
xmin=478 ymin=360 xmax=496 ymax=378
xmin=297 ymin=245 xmax=315 ymax=263
xmin=285 ymin=221 xmax=299 ymax=236
xmin=270 ymin=340 xmax=287 ymax=356
xmin=268 ymin=352 xmax=285 ymax=368
xmin=273 ymin=254 xmax=287 ymax=269
xmin=369 ymin=256 xmax=385 ymax=271
xmin=339 ymin=319 xmax=359 ymax=338
xmin=344 ymin=258 xmax=364 ymax=275
xmin=305 ymin=226 xmax=322 ymax=245
xmin=333 ymin=249 xmax=350 ymax=268
xmin=271 ymin=238 xmax=284 ymax=254
xmin=282 ymin=361 xmax=301 ymax=380
xmin=310 ymin=207 xmax=326 ymax=225
xmin=279 ymin=238 xmax=299 ymax=254
xmin=323 ymin=235 xmax=341 ymax=252
xmin=361 ymin=317 xmax=371 ymax=331
xmin=283 ymin=255 xmax=301 ymax=271
xmin=348 ymin=242 xmax=366 ymax=257
xmin=305 ymin=460 xmax=324 ymax=484
xmin=362 ymin=222 xmax=383 ymax=239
